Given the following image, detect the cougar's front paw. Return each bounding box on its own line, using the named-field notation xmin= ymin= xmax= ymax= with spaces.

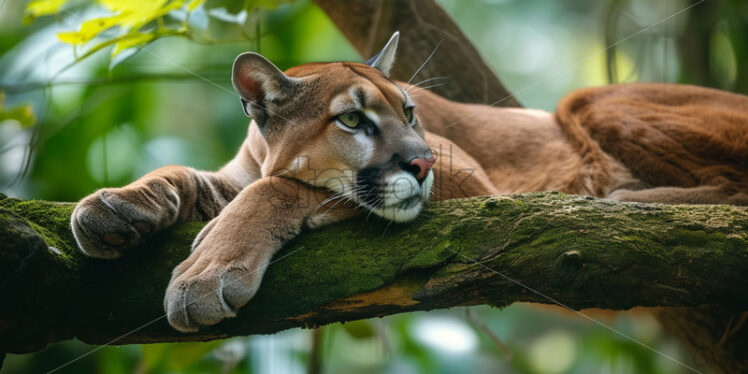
xmin=71 ymin=186 xmax=178 ymax=258
xmin=164 ymin=253 xmax=262 ymax=332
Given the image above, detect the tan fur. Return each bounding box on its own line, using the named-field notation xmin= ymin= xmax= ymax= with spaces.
xmin=412 ymin=88 xmax=638 ymax=197
xmin=72 ymin=44 xmax=748 ymax=331
xmin=557 ymin=83 xmax=748 ymax=204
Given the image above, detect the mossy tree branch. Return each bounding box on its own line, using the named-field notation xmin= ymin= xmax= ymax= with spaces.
xmin=1 ymin=192 xmax=746 ymax=354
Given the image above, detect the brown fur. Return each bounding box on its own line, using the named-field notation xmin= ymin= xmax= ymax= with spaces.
xmin=557 ymin=83 xmax=748 ymax=188
xmin=72 ymin=48 xmax=748 ymax=331
xmin=556 ymin=83 xmax=748 ymax=204
xmin=412 ymin=88 xmax=637 ymax=197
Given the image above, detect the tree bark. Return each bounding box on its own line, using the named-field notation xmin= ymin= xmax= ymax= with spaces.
xmin=311 ymin=0 xmax=521 ymax=107
xmin=2 ymin=192 xmax=747 ymax=357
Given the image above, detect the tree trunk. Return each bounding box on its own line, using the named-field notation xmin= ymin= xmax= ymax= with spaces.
xmin=311 ymin=0 xmax=521 ymax=107
xmin=2 ymin=192 xmax=747 ymax=362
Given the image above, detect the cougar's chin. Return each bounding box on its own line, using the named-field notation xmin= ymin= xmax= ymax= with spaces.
xmin=357 ymin=170 xmax=434 ymax=223
xmin=369 ymin=197 xmax=424 ymax=222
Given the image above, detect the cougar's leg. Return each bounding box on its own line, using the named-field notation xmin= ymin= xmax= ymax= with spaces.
xmin=164 ymin=176 xmax=357 ymax=332
xmin=607 ymin=184 xmax=748 ymax=206
xmin=71 ymin=165 xmax=247 ymax=258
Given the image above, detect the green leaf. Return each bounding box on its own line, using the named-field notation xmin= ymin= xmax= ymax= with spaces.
xmin=100 ymin=0 xmax=169 ymax=13
xmin=23 ymin=0 xmax=67 ymax=24
xmin=111 ymin=32 xmax=154 ymax=57
xmin=0 ymin=93 xmax=36 ymax=128
xmin=57 ymin=15 xmax=125 ymax=45
xmin=57 ymin=0 xmax=185 ymax=46
xmin=101 ymin=0 xmax=184 ymax=28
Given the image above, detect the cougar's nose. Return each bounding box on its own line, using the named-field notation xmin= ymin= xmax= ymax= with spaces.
xmin=401 ymin=156 xmax=435 ymax=182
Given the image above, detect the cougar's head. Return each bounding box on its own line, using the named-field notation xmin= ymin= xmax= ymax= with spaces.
xmin=231 ymin=32 xmax=434 ymax=222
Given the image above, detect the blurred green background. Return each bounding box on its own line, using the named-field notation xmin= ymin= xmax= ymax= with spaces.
xmin=1 ymin=0 xmax=745 ymax=373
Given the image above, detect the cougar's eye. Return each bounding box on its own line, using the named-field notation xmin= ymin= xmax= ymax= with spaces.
xmin=338 ymin=112 xmax=361 ymax=128
xmin=404 ymin=107 xmax=414 ymax=124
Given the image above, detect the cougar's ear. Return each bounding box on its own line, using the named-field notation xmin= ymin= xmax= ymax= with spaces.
xmin=232 ymin=52 xmax=296 ymax=123
xmin=365 ymin=31 xmax=399 ymax=77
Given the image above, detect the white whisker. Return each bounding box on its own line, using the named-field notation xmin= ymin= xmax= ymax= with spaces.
xmin=407 ymin=82 xmax=448 ymax=94
xmin=382 ymin=216 xmax=395 ymax=236
xmin=407 ymin=39 xmax=445 ymax=84
xmin=411 ymin=76 xmax=450 ymax=88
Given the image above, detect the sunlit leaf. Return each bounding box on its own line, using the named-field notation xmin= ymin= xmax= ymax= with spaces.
xmin=111 ymin=32 xmax=154 ymax=57
xmin=56 ymin=15 xmax=125 ymax=45
xmin=101 ymin=0 xmax=184 ymax=28
xmin=100 ymin=0 xmax=169 ymax=13
xmin=109 ymin=45 xmax=139 ymax=70
xmin=108 ymin=32 xmax=157 ymax=70
xmin=0 ymin=93 xmax=36 ymax=128
xmin=57 ymin=0 xmax=184 ymax=47
xmin=23 ymin=0 xmax=67 ymax=24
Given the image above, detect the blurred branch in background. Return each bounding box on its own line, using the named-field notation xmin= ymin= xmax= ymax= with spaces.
xmin=464 ymin=308 xmax=512 ymax=361
xmin=306 ymin=328 xmax=323 ymax=374
xmin=0 ymin=72 xmax=229 ymax=93
xmin=312 ymin=0 xmax=521 ymax=106
xmin=601 ymin=0 xmax=747 ymax=92
xmin=679 ymin=0 xmax=747 ymax=92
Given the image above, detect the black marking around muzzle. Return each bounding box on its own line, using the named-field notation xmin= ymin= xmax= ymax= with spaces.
xmin=356 ymin=166 xmax=384 ymax=207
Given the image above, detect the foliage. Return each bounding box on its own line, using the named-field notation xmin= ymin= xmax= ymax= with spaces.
xmin=22 ymin=0 xmax=294 ymax=71
xmin=23 ymin=0 xmax=66 ymax=23
xmin=0 ymin=93 xmax=35 ymax=128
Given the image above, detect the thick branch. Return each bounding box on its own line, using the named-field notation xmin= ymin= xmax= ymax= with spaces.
xmin=1 ymin=192 xmax=746 ymax=353
xmin=312 ymin=0 xmax=521 ymax=106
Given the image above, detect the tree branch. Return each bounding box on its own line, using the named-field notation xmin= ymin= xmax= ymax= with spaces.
xmin=0 ymin=73 xmax=230 ymax=94
xmin=1 ymin=192 xmax=746 ymax=354
xmin=312 ymin=0 xmax=521 ymax=106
